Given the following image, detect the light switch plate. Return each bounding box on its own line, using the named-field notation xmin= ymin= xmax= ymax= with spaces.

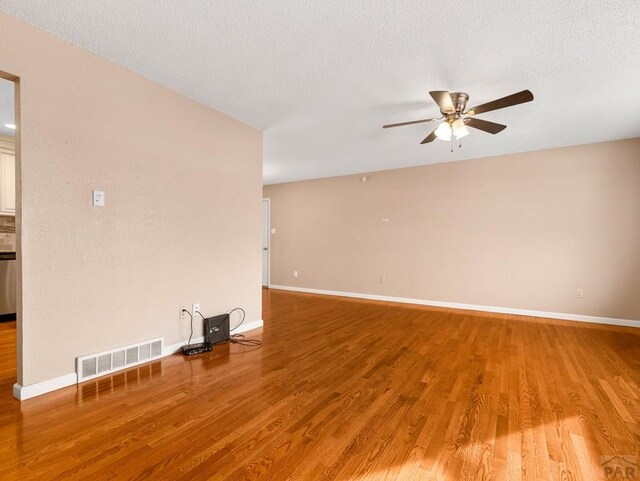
xmin=92 ymin=190 xmax=105 ymax=207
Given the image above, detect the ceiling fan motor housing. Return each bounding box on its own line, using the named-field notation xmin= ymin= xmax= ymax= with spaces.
xmin=449 ymin=92 xmax=469 ymax=115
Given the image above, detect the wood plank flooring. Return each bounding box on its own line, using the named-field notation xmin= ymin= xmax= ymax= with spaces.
xmin=0 ymin=289 xmax=639 ymax=480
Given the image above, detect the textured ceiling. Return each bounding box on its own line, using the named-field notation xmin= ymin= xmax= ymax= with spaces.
xmin=1 ymin=1 xmax=639 ymax=184
xmin=0 ymin=78 xmax=15 ymax=137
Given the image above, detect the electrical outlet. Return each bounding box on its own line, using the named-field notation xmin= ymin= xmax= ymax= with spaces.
xmin=180 ymin=306 xmax=189 ymax=319
xmin=576 ymin=289 xmax=584 ymax=299
xmin=380 ymin=275 xmax=387 ymax=284
xmin=293 ymin=270 xmax=299 ymax=278
xmin=92 ymin=190 xmax=105 ymax=207
xmin=192 ymin=303 xmax=201 ymax=316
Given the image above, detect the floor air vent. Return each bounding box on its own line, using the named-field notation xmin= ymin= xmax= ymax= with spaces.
xmin=76 ymin=338 xmax=163 ymax=382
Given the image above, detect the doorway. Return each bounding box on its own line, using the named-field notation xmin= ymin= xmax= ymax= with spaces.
xmin=262 ymin=198 xmax=270 ymax=287
xmin=0 ymin=72 xmax=19 ymax=395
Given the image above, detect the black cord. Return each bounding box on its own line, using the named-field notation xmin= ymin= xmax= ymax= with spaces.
xmin=227 ymin=307 xmax=246 ymax=331
xmin=183 ymin=309 xmax=194 ymax=346
xmin=230 ymin=333 xmax=262 ymax=347
xmin=226 ymin=306 xmax=261 ymax=347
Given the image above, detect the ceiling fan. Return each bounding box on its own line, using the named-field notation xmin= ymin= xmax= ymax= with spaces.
xmin=383 ymin=89 xmax=534 ymax=145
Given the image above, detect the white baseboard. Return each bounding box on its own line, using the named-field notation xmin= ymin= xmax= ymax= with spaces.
xmin=13 ymin=372 xmax=78 ymax=401
xmin=13 ymin=319 xmax=265 ymax=402
xmin=269 ymin=285 xmax=640 ymax=329
xmin=234 ymin=319 xmax=264 ymax=334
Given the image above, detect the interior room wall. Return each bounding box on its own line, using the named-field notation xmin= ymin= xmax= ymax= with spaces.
xmin=264 ymin=138 xmax=640 ymax=322
xmin=0 ymin=13 xmax=263 ymax=387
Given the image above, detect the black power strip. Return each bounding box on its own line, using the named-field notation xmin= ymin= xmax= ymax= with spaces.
xmin=182 ymin=343 xmax=212 ymax=356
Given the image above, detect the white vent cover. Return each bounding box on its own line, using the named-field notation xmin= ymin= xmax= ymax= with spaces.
xmin=76 ymin=337 xmax=163 ymax=382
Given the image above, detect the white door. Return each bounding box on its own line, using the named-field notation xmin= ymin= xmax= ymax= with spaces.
xmin=262 ymin=199 xmax=270 ymax=287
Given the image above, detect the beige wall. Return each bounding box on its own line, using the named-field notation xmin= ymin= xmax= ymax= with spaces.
xmin=0 ymin=13 xmax=263 ymax=386
xmin=265 ymin=139 xmax=640 ymax=322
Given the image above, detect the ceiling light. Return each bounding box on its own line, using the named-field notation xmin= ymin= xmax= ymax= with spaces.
xmin=452 ymin=119 xmax=469 ymax=139
xmin=4 ymin=124 xmax=16 ymax=130
xmin=434 ymin=122 xmax=452 ymax=141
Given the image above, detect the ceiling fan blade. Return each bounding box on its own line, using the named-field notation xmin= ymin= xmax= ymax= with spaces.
xmin=466 ymin=89 xmax=533 ymax=116
xmin=382 ymin=118 xmax=437 ymax=129
xmin=429 ymin=91 xmax=456 ymax=114
xmin=420 ymin=128 xmax=438 ymax=144
xmin=465 ymin=117 xmax=507 ymax=134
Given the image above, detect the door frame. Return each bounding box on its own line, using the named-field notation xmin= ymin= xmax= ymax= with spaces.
xmin=262 ymin=197 xmax=271 ymax=288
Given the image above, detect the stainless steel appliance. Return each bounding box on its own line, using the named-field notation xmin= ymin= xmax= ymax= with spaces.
xmin=0 ymin=251 xmax=16 ymax=316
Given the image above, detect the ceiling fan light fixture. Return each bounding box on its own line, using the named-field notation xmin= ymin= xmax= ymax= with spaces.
xmin=454 ymin=127 xmax=469 ymax=139
xmin=452 ymin=119 xmax=469 ymax=139
xmin=434 ymin=122 xmax=452 ymax=141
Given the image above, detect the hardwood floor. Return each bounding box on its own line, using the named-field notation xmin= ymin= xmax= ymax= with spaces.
xmin=1 ymin=289 xmax=639 ymax=480
xmin=0 ymin=320 xmax=16 ymax=403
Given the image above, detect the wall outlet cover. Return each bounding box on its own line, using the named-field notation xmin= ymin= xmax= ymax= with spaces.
xmin=92 ymin=190 xmax=105 ymax=207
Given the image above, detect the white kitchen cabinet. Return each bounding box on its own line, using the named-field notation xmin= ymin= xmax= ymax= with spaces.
xmin=0 ymin=139 xmax=15 ymax=215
